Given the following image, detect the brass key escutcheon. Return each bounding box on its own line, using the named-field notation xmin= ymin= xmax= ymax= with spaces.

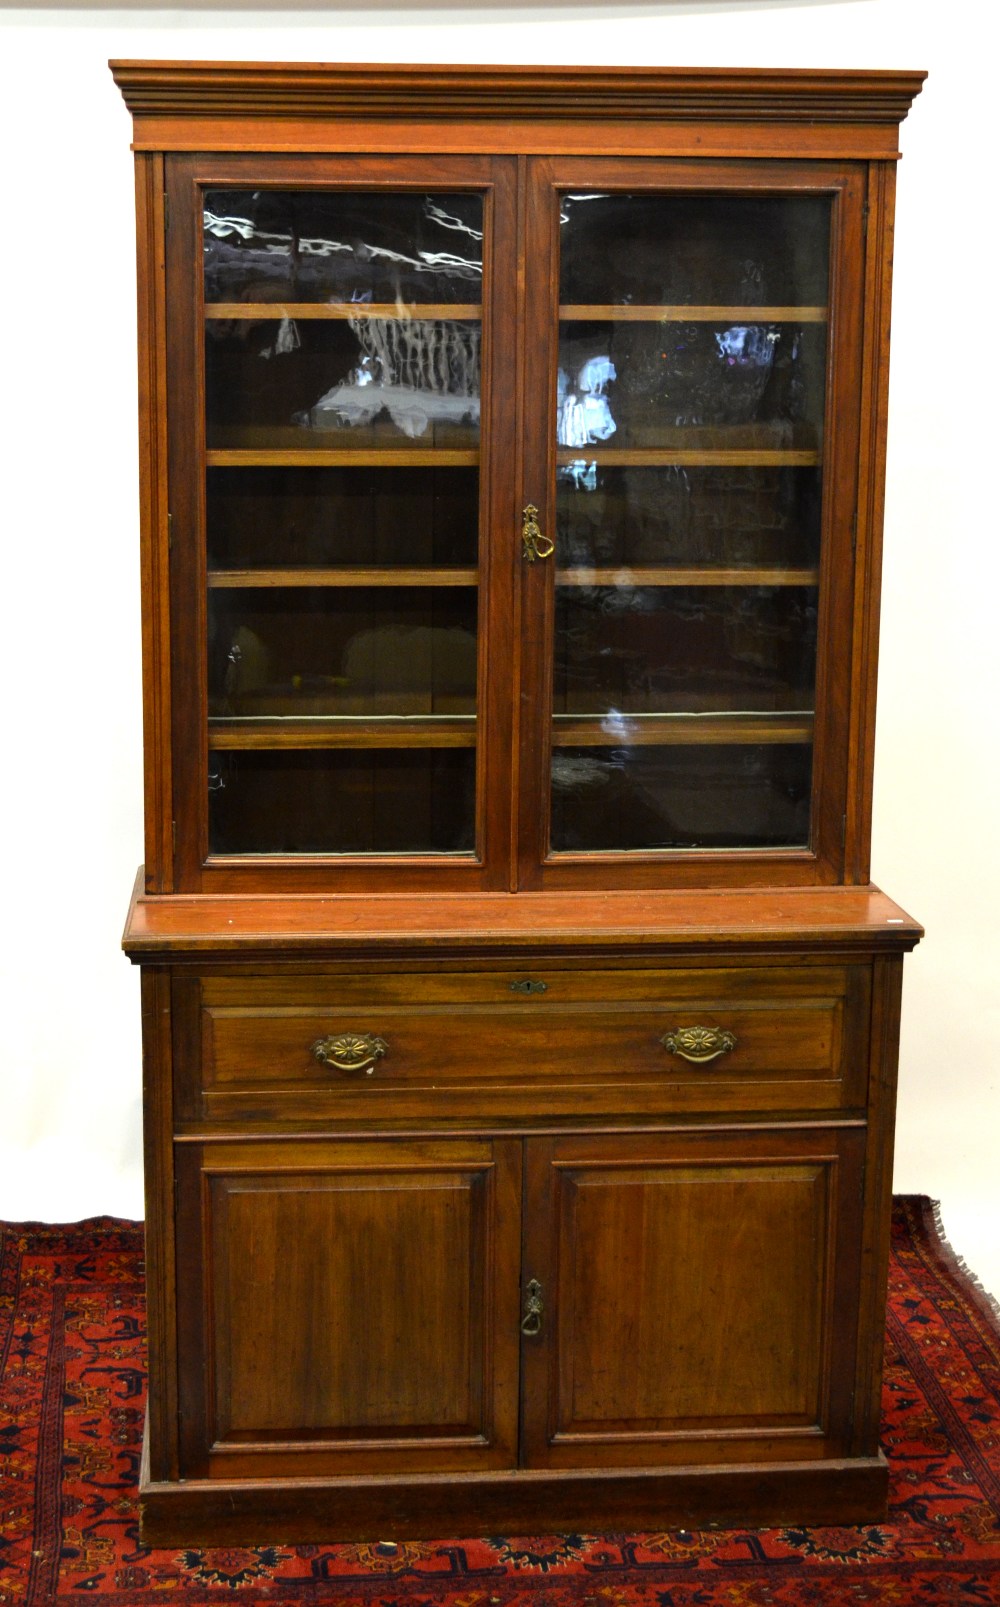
xmin=520 ymin=1278 xmax=544 ymax=1335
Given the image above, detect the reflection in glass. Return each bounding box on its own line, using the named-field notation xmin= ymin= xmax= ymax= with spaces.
xmin=557 ymin=319 xmax=824 ymax=447
xmin=558 ymin=355 xmax=617 ymax=446
xmin=205 ymin=318 xmax=480 ymax=451
xmin=204 ymin=191 xmax=483 ymax=305
xmin=302 ymin=317 xmax=480 ymax=440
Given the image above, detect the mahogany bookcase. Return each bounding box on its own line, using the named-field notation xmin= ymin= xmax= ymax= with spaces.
xmin=115 ymin=61 xmax=925 ymax=1542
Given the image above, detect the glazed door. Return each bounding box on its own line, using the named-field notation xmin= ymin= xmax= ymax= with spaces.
xmin=174 ymin=1136 xmax=522 ymax=1479
xmin=165 ymin=154 xmax=517 ymax=891
xmin=518 ymin=1128 xmax=866 ymax=1468
xmin=517 ymin=160 xmax=866 ymax=888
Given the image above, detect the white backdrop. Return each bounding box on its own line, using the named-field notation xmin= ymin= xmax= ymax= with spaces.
xmin=1 ymin=0 xmax=997 ymax=1292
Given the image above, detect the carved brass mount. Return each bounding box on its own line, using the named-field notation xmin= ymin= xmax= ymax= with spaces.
xmin=520 ymin=1278 xmax=544 ymax=1336
xmin=661 ymin=1026 xmax=738 ymax=1065
xmin=521 ymin=504 xmax=554 ymax=562
xmin=312 ymin=1032 xmax=388 ymax=1075
xmin=510 ymin=979 xmax=548 ymax=994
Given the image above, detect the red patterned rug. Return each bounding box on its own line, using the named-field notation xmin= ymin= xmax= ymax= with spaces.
xmin=1 ymin=1197 xmax=999 ymax=1604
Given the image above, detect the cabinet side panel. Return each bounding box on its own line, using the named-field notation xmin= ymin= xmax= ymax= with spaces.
xmin=852 ymin=951 xmax=904 ymax=1453
xmin=140 ymin=969 xmax=179 ymax=1480
xmin=846 ymin=163 xmax=897 ymax=883
xmin=164 ymin=156 xmax=207 ymax=887
xmin=134 ymin=154 xmax=173 ymax=892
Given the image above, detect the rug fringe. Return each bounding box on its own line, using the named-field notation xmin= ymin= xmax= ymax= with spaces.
xmin=927 ymin=1197 xmax=1000 ymax=1323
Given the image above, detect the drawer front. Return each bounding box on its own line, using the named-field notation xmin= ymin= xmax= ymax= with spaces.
xmin=174 ymin=966 xmax=870 ymax=1124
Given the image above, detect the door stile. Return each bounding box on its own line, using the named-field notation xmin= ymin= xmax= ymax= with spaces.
xmin=516 ymin=160 xmax=562 ymax=889
xmin=517 ymin=1136 xmax=557 ymax=1465
xmin=804 ymin=166 xmax=866 ymax=883
xmin=477 ymin=156 xmax=520 ymax=889
xmin=506 ymin=153 xmax=530 ymax=891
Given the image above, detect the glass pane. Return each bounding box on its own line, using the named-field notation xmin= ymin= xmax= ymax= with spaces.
xmin=209 ymin=588 xmax=477 ymax=719
xmin=203 ymin=189 xmax=484 ymax=858
xmin=559 ymin=193 xmax=829 ymax=307
xmin=551 ymin=745 xmax=812 ymax=852
xmin=554 ymin=586 xmax=818 ymax=714
xmin=210 ymin=750 xmax=476 ymax=856
xmin=207 ymin=467 xmax=478 ymax=571
xmin=556 ymin=465 xmax=820 ymax=573
xmin=551 ymin=191 xmax=830 ymax=853
xmin=205 ymin=315 xmax=481 ymax=453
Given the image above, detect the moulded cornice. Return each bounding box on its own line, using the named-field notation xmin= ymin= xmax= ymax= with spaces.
xmin=110 ymin=61 xmax=926 ymax=127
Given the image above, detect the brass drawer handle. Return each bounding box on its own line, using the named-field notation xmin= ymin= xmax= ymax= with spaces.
xmin=661 ymin=1026 xmax=737 ymax=1065
xmin=312 ymin=1032 xmax=388 ymax=1076
xmin=521 ymin=504 xmax=554 ymax=562
xmin=520 ymin=1278 xmax=544 ymax=1336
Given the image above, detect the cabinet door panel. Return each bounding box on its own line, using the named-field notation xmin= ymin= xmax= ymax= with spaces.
xmin=518 ymin=158 xmax=865 ymax=888
xmin=175 ymin=1137 xmax=521 ymax=1478
xmin=165 ymin=152 xmax=518 ymax=892
xmin=520 ymin=1127 xmax=864 ymax=1468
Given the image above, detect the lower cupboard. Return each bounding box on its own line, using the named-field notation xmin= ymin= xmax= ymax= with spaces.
xmin=172 ymin=1126 xmax=866 ymax=1486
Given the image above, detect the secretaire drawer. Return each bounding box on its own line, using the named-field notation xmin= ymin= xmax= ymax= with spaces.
xmin=172 ymin=965 xmax=871 ymax=1125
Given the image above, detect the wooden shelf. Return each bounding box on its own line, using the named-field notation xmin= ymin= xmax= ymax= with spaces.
xmin=204 ymin=302 xmax=481 ymax=321
xmin=560 ymin=304 xmax=828 ymax=323
xmin=208 ymin=567 xmax=478 ymax=589
xmin=551 ymin=711 xmax=814 ymax=747
xmin=209 ymin=715 xmax=478 ymax=750
xmin=556 ymin=447 xmax=818 ymax=468
xmin=206 ymin=449 xmax=480 ymax=468
xmin=556 ymin=567 xmax=819 ymax=588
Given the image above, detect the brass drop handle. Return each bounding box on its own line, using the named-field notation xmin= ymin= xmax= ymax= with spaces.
xmin=661 ymin=1026 xmax=737 ymax=1065
xmin=521 ymin=504 xmax=554 ymax=562
xmin=312 ymin=1032 xmax=388 ymax=1076
xmin=520 ymin=1278 xmax=544 ymax=1336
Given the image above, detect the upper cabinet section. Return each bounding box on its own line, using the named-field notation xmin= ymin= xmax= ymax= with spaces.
xmin=112 ymin=62 xmax=924 ymax=895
